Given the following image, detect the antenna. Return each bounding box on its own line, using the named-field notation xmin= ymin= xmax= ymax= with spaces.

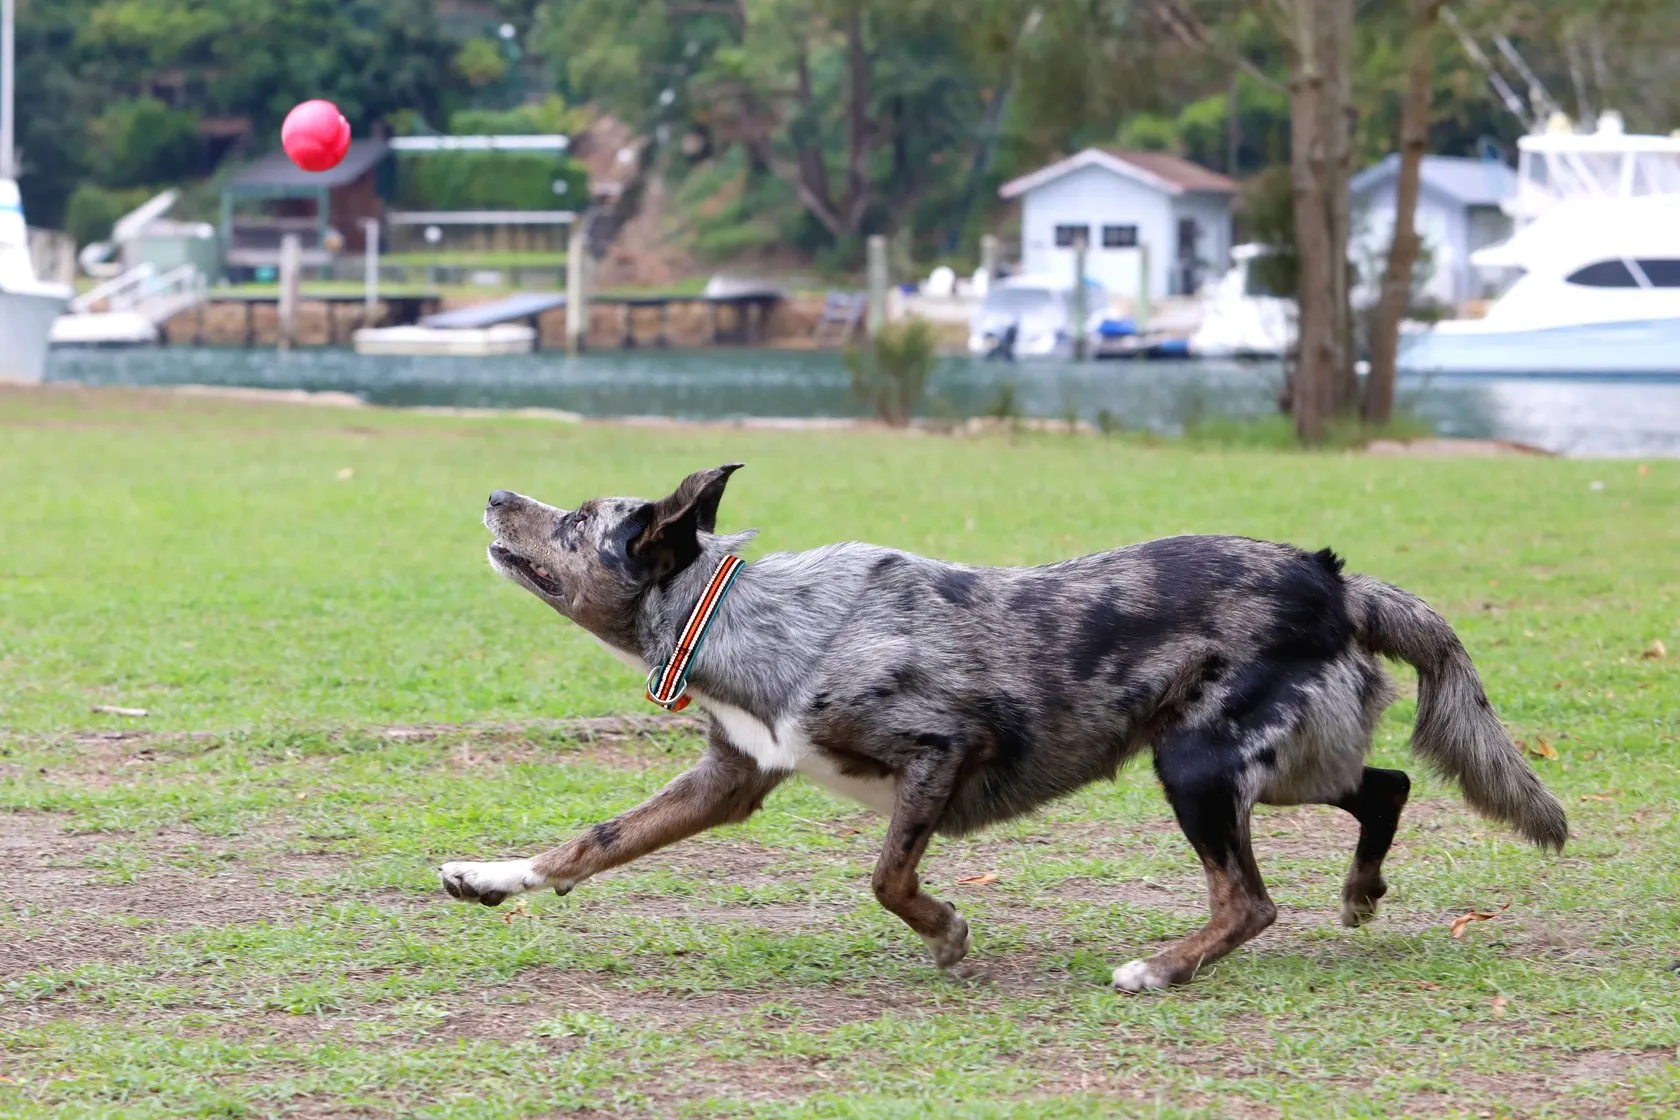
xmin=1441 ymin=7 xmax=1537 ymax=131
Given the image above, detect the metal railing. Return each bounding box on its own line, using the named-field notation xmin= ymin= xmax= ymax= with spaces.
xmin=69 ymin=262 xmax=205 ymax=319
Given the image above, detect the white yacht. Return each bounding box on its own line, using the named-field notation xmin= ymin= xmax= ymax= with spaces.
xmin=1187 ymin=243 xmax=1296 ymax=359
xmin=1398 ymin=194 xmax=1680 ymax=378
xmin=0 ymin=178 xmax=71 ymax=383
xmin=1399 ymin=114 xmax=1680 ymax=378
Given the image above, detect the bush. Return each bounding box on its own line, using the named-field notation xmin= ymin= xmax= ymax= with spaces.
xmin=88 ymin=98 xmax=201 ymax=190
xmin=844 ymin=317 xmax=939 ymax=427
xmin=64 ymin=184 xmax=156 ymax=246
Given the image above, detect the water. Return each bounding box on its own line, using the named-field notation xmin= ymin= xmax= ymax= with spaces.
xmin=43 ymin=346 xmax=1680 ymax=457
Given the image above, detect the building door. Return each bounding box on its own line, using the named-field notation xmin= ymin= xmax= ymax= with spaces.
xmin=1175 ymin=218 xmax=1202 ymax=295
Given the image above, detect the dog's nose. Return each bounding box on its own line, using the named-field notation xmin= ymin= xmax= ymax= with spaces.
xmin=488 ymin=490 xmax=516 ymax=508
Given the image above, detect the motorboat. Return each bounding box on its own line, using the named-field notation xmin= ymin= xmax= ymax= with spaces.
xmin=1398 ymin=193 xmax=1680 ymax=378
xmin=0 ymin=177 xmax=72 ymax=383
xmin=1186 ymin=243 xmax=1296 ymax=359
xmin=966 ymin=273 xmax=1108 ymax=359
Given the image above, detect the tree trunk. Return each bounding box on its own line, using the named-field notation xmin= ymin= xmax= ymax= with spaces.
xmin=1286 ymin=0 xmax=1328 ymax=443
xmin=1364 ymin=0 xmax=1442 ymax=425
xmin=1282 ymin=0 xmax=1356 ymax=444
xmin=1325 ymin=0 xmax=1357 ymax=415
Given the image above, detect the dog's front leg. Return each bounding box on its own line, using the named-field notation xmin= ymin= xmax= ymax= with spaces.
xmin=872 ymin=752 xmax=970 ymax=969
xmin=439 ymin=735 xmax=784 ymax=906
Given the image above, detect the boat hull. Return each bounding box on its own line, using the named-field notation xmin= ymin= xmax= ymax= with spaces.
xmin=0 ymin=286 xmax=70 ymax=383
xmin=1398 ymin=318 xmax=1680 ymax=379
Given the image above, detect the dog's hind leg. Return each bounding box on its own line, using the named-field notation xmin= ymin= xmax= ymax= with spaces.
xmin=1329 ymin=766 xmax=1411 ymax=927
xmin=439 ymin=735 xmax=784 ymax=906
xmin=872 ymin=752 xmax=970 ymax=969
xmin=1115 ymin=728 xmax=1277 ymax=993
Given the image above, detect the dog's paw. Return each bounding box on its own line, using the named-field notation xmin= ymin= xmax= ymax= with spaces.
xmin=439 ymin=859 xmax=541 ymax=907
xmin=1112 ymin=958 xmax=1171 ymax=994
xmin=1339 ymin=877 xmax=1388 ymax=927
xmin=921 ymin=916 xmax=972 ymax=970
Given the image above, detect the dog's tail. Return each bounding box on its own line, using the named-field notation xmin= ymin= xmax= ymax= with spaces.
xmin=1346 ymin=574 xmax=1567 ymax=851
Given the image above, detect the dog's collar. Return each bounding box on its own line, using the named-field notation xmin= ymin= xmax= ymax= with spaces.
xmin=644 ymin=555 xmax=746 ymax=712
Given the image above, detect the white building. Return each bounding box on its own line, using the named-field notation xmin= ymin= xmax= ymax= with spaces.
xmin=998 ymin=148 xmax=1237 ymax=300
xmin=1349 ymin=154 xmax=1518 ymax=308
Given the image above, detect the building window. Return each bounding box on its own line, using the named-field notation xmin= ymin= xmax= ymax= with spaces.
xmin=1565 ymin=260 xmax=1639 ymax=288
xmin=1054 ymin=224 xmax=1090 ymax=248
xmin=1102 ymin=224 xmax=1138 ymax=248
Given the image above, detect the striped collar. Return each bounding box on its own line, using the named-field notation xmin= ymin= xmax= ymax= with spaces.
xmin=644 ymin=555 xmax=746 ymax=712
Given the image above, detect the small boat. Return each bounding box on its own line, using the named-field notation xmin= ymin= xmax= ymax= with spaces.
xmin=1399 ymin=194 xmax=1680 ymax=378
xmin=352 ymin=323 xmax=537 ymax=356
xmin=0 ymin=179 xmax=73 ymax=383
xmin=1186 ymin=244 xmax=1295 ymax=360
xmin=966 ymin=274 xmax=1108 ymax=360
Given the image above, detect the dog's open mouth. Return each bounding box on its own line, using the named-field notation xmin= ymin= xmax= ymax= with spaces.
xmin=489 ymin=543 xmax=564 ymax=597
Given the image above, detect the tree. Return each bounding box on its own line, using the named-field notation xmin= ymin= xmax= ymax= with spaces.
xmin=1364 ymin=0 xmax=1443 ymax=426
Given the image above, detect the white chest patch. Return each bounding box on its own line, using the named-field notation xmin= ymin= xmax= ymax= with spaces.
xmin=694 ymin=694 xmax=897 ymax=817
xmin=694 ymin=693 xmax=810 ymax=771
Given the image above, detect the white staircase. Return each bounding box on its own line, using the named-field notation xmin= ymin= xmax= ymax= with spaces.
xmin=54 ymin=262 xmax=206 ymax=346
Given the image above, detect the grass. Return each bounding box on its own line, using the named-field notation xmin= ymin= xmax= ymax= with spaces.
xmin=1 ymin=384 xmax=1677 ymax=1118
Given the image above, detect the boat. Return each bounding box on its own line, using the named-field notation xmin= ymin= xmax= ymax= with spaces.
xmin=965 ymin=274 xmax=1109 ymax=359
xmin=352 ymin=323 xmax=537 ymax=356
xmin=1398 ymin=193 xmax=1680 ymax=378
xmin=0 ymin=178 xmax=72 ymax=383
xmin=1186 ymin=243 xmax=1295 ymax=359
xmin=1 ymin=0 xmax=73 ymax=381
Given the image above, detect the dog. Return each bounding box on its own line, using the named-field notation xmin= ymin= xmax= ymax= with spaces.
xmin=441 ymin=464 xmax=1567 ymax=991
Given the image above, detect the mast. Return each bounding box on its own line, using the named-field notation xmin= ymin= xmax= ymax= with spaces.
xmin=1 ymin=0 xmax=14 ymax=180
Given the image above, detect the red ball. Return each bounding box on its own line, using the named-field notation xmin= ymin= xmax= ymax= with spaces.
xmin=281 ymin=100 xmax=351 ymax=173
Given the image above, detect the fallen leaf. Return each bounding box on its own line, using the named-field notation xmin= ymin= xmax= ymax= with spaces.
xmin=0 ymin=1075 xmax=13 ymax=1083
xmin=91 ymin=705 xmax=148 ymax=717
xmin=1641 ymin=640 xmax=1667 ymax=660
xmin=337 ymin=467 xmax=355 ymax=480
xmin=502 ymin=897 xmax=533 ymax=924
xmin=956 ymin=873 xmax=999 ymax=886
xmin=1525 ymin=737 xmax=1558 ymax=761
xmin=1491 ymin=994 xmax=1508 ymax=1017
xmin=1638 ymin=463 xmax=1649 ymax=476
xmin=1450 ymin=903 xmax=1510 ymax=939
xmin=1581 ymin=793 xmax=1616 ymax=802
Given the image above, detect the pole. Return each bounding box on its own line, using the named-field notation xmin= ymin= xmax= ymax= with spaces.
xmin=866 ymin=234 xmax=887 ymax=338
xmin=362 ymin=219 xmax=379 ymax=318
xmin=980 ymin=234 xmax=999 ymax=283
xmin=565 ymin=212 xmax=587 ymax=354
xmin=278 ymin=233 xmax=300 ymax=352
xmin=1 ymin=0 xmax=15 ymax=180
xmin=1135 ymin=243 xmax=1151 ymax=335
xmin=1071 ymin=232 xmax=1088 ymax=361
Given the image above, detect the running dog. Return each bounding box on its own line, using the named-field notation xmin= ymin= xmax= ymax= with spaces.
xmin=441 ymin=464 xmax=1566 ymax=991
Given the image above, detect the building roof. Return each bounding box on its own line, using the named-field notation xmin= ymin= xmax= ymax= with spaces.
xmin=227 ymin=140 xmax=390 ymax=192
xmin=999 ymin=147 xmax=1238 ymax=200
xmin=1349 ymin=154 xmax=1517 ymax=208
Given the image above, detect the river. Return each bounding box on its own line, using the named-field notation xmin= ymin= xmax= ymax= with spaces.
xmin=43 ymin=347 xmax=1680 ymax=457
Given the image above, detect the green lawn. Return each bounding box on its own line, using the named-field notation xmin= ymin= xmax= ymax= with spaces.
xmin=1 ymin=385 xmax=1676 ymax=1118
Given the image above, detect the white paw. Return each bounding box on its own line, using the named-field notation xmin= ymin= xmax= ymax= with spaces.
xmin=439 ymin=859 xmax=542 ymax=907
xmin=1112 ymin=958 xmax=1170 ymax=993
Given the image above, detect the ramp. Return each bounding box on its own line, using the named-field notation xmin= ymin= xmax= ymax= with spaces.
xmin=420 ymin=292 xmax=566 ymax=329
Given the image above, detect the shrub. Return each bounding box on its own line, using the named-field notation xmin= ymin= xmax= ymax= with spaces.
xmin=844 ymin=317 xmax=939 ymax=427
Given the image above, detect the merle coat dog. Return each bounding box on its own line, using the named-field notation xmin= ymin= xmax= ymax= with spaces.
xmin=441 ymin=465 xmax=1567 ymax=991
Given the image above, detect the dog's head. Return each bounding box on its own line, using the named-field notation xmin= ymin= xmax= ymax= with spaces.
xmin=482 ymin=463 xmax=744 ymax=646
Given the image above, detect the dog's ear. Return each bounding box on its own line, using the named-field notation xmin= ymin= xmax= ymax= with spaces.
xmin=630 ymin=463 xmax=744 ymax=576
